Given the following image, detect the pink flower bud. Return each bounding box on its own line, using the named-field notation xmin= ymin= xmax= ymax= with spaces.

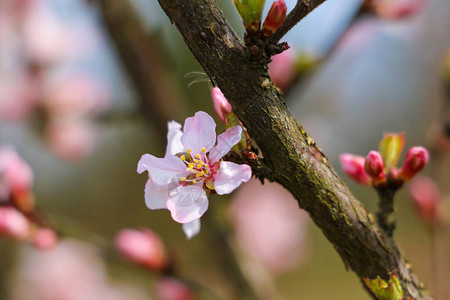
xmin=0 ymin=207 xmax=31 ymax=240
xmin=365 ymin=151 xmax=386 ymax=183
xmin=339 ymin=153 xmax=371 ymax=186
xmin=211 ymin=87 xmax=232 ymax=123
xmin=115 ymin=228 xmax=168 ymax=271
xmin=400 ymin=146 xmax=429 ymax=181
xmin=262 ymin=0 xmax=287 ymax=37
xmin=408 ymin=176 xmax=440 ymax=224
xmin=155 ymin=277 xmax=195 ymax=300
xmin=33 ymin=228 xmax=58 ymax=250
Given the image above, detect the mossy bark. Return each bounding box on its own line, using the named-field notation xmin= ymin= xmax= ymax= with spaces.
xmin=157 ymin=0 xmax=431 ymax=298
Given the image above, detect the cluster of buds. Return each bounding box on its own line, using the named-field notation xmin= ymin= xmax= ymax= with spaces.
xmin=0 ymin=146 xmax=58 ymax=249
xmin=233 ymin=0 xmax=287 ymax=37
xmin=115 ymin=228 xmax=170 ymax=272
xmin=340 ymin=133 xmax=429 ymax=189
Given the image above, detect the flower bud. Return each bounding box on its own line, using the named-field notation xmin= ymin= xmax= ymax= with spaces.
xmin=378 ymin=132 xmax=405 ymax=170
xmin=233 ymin=0 xmax=266 ymax=32
xmin=268 ymin=49 xmax=296 ymax=92
xmin=33 ymin=228 xmax=58 ymax=250
xmin=211 ymin=87 xmax=232 ymax=124
xmin=408 ymin=176 xmax=440 ymax=224
xmin=155 ymin=277 xmax=195 ymax=300
xmin=339 ymin=153 xmax=371 ymax=186
xmin=365 ymin=151 xmax=386 ymax=184
xmin=115 ymin=228 xmax=168 ymax=271
xmin=399 ymin=146 xmax=429 ymax=180
xmin=262 ymin=0 xmax=287 ymax=37
xmin=0 ymin=207 xmax=31 ymax=240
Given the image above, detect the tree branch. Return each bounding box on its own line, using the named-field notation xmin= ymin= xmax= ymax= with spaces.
xmin=267 ymin=0 xmax=327 ymax=45
xmin=156 ymin=0 xmax=432 ymax=298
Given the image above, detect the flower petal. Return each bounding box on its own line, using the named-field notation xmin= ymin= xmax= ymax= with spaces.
xmin=214 ymin=161 xmax=252 ymax=195
xmin=139 ymin=154 xmax=187 ymax=186
xmin=165 ymin=121 xmax=184 ymax=156
xmin=209 ymin=126 xmax=242 ymax=164
xmin=182 ymin=219 xmax=201 ymax=239
xmin=181 ymin=111 xmax=216 ymax=155
xmin=144 ymin=178 xmax=168 ymax=210
xmin=166 ymin=185 xmax=208 ymax=223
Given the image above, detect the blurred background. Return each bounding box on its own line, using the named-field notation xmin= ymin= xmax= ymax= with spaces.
xmin=0 ymin=0 xmax=449 ymax=299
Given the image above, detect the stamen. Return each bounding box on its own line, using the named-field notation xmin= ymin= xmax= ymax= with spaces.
xmin=201 ymin=147 xmax=206 ymax=152
xmin=196 ymin=154 xmax=201 ymax=159
xmin=187 ymin=148 xmax=192 ymax=154
xmin=181 ymin=177 xmax=186 ymax=181
xmin=193 ymin=180 xmax=197 ymax=184
xmin=205 ymin=169 xmax=210 ymax=175
xmin=180 ymin=155 xmax=186 ymax=161
xmin=188 ymin=163 xmax=194 ymax=169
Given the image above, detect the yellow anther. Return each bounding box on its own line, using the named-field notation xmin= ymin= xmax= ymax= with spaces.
xmin=193 ymin=158 xmax=198 ymax=163
xmin=196 ymin=173 xmax=201 ymax=178
xmin=181 ymin=177 xmax=186 ymax=181
xmin=196 ymin=154 xmax=201 ymax=159
xmin=186 ymin=148 xmax=192 ymax=154
xmin=196 ymin=164 xmax=202 ymax=169
xmin=193 ymin=180 xmax=197 ymax=184
xmin=180 ymin=155 xmax=186 ymax=161
xmin=188 ymin=163 xmax=194 ymax=169
xmin=205 ymin=169 xmax=210 ymax=175
xmin=201 ymin=147 xmax=206 ymax=152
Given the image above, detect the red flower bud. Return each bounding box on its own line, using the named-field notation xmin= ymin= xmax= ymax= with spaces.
xmin=340 ymin=153 xmax=371 ymax=186
xmin=408 ymin=176 xmax=440 ymax=224
xmin=365 ymin=151 xmax=386 ymax=184
xmin=262 ymin=0 xmax=287 ymax=37
xmin=400 ymin=146 xmax=429 ymax=181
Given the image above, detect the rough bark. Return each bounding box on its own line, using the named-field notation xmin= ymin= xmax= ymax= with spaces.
xmin=157 ymin=0 xmax=432 ymax=299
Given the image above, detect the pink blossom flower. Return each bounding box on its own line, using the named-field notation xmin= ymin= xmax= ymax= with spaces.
xmin=155 ymin=277 xmax=195 ymax=300
xmin=138 ymin=111 xmax=252 ymax=238
xmin=115 ymin=228 xmax=168 ymax=271
xmin=33 ymin=228 xmax=58 ymax=250
xmin=211 ymin=87 xmax=232 ymax=123
xmin=369 ymin=0 xmax=427 ymax=20
xmin=230 ymin=179 xmax=309 ymax=273
xmin=408 ymin=176 xmax=440 ymax=224
xmin=0 ymin=206 xmax=31 ymax=240
xmin=268 ymin=48 xmax=296 ymax=92
xmin=339 ymin=153 xmax=371 ymax=186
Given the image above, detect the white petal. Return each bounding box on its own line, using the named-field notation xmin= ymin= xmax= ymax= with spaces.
xmin=181 ymin=111 xmax=216 ymax=155
xmin=144 ymin=178 xmax=168 ymax=209
xmin=182 ymin=219 xmax=201 ymax=239
xmin=166 ymin=121 xmax=184 ymax=156
xmin=213 ymin=161 xmax=252 ymax=195
xmin=143 ymin=154 xmax=187 ymax=186
xmin=137 ymin=153 xmax=152 ymax=174
xmin=166 ymin=185 xmax=209 ymax=223
xmin=209 ymin=126 xmax=242 ymax=164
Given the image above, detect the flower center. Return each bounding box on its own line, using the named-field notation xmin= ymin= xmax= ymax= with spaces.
xmin=179 ymin=148 xmax=212 ymax=185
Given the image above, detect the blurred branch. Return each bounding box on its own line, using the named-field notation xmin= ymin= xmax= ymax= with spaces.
xmin=156 ymin=0 xmax=432 ymax=298
xmin=97 ymin=0 xmax=186 ymax=144
xmin=267 ymin=0 xmax=327 ymax=45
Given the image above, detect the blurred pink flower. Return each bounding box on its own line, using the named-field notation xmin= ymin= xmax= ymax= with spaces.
xmin=155 ymin=277 xmax=195 ymax=300
xmin=11 ymin=240 xmax=148 ymax=300
xmin=46 ymin=119 xmax=96 ymax=161
xmin=33 ymin=228 xmax=58 ymax=250
xmin=43 ymin=75 xmax=110 ymax=118
xmin=0 ymin=206 xmax=31 ymax=240
xmin=268 ymin=48 xmax=296 ymax=92
xmin=408 ymin=176 xmax=440 ymax=224
xmin=138 ymin=112 xmax=251 ymax=237
xmin=115 ymin=228 xmax=168 ymax=271
xmin=230 ymin=179 xmax=309 ymax=274
xmin=0 ymin=78 xmax=39 ymax=122
xmin=370 ymin=0 xmax=427 ymax=19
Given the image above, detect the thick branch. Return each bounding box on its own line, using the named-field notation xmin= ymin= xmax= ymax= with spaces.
xmin=157 ymin=0 xmax=432 ymax=299
xmin=268 ymin=0 xmax=327 ymax=44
